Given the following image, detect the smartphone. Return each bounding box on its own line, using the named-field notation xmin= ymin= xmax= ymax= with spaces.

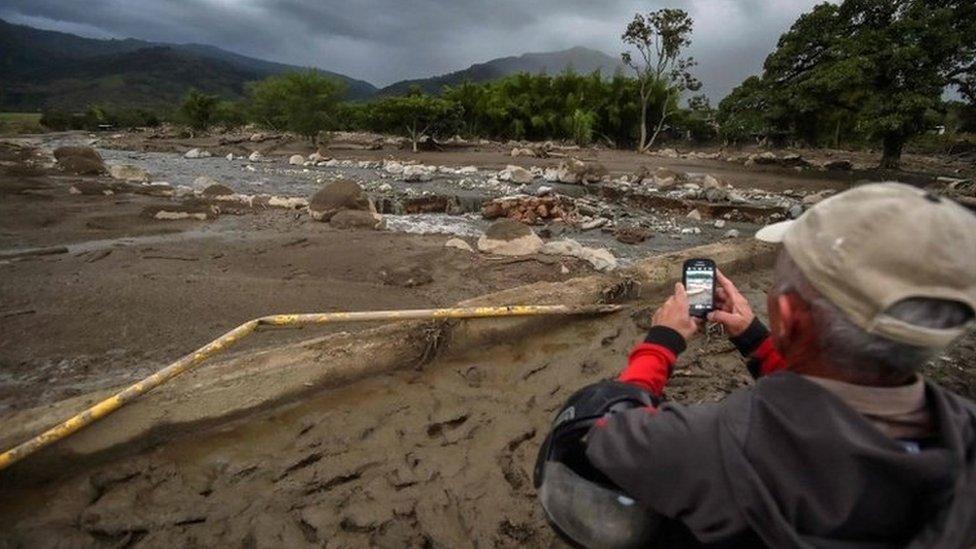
xmin=682 ymin=258 xmax=716 ymax=318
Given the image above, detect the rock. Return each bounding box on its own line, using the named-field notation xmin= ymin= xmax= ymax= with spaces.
xmin=779 ymin=153 xmax=810 ymax=168
xmin=378 ymin=183 xmax=393 ymax=193
xmin=614 ymin=226 xmax=650 ymax=245
xmin=58 ymin=155 xmax=106 ymax=175
xmin=379 ymin=265 xmax=432 ymax=287
xmin=330 ymin=209 xmax=384 ymax=230
xmin=384 ymin=161 xmax=404 ymax=175
xmin=686 ymin=209 xmax=702 ymax=221
xmin=267 ymin=196 xmax=308 ymax=209
xmin=202 ymin=183 xmax=235 ymax=197
xmin=108 ymin=164 xmax=149 ymax=183
xmin=657 ymin=148 xmax=679 ymax=158
xmin=788 ymin=204 xmax=804 ymax=219
xmin=511 ymin=147 xmax=536 ymax=157
xmin=499 ymin=165 xmax=534 ymax=184
xmin=143 ymin=200 xmax=218 ymax=221
xmin=249 ymin=133 xmax=266 ymax=142
xmin=184 ymin=148 xmax=211 ymax=159
xmin=543 ymin=167 xmax=561 ymax=182
xmin=724 ymin=229 xmax=741 ymax=238
xmin=402 ymin=164 xmax=434 ymax=182
xmin=704 ymin=187 xmax=729 ymax=202
xmin=288 ymin=154 xmax=305 ymax=166
xmin=248 ymin=151 xmax=263 ymax=162
xmin=458 ymin=166 xmax=478 ymax=175
xmin=556 ymin=158 xmax=607 ymax=185
xmin=750 ymin=151 xmax=779 ymax=165
xmin=713 ymin=219 xmax=726 ymax=229
xmin=701 ymin=174 xmax=726 ymax=190
xmin=445 ymin=238 xmax=474 ymax=252
xmin=802 ymin=190 xmax=833 ymax=206
xmin=482 ymin=195 xmax=576 ymax=225
xmin=535 ymin=185 xmax=553 ymax=196
xmin=53 ymin=146 xmax=102 ymax=163
xmin=69 ymin=180 xmax=113 ymax=195
xmin=225 ymin=152 xmax=234 ymax=161
xmin=476 ymin=219 xmax=543 ymax=256
xmin=308 ymin=151 xmax=326 ymax=162
xmin=580 ymin=218 xmax=608 ymax=231
xmin=309 ymin=179 xmax=371 ymax=222
xmin=822 ymin=159 xmax=853 ymax=171
xmin=540 ymin=239 xmax=617 ymax=271
xmin=727 ymin=191 xmax=749 ymax=204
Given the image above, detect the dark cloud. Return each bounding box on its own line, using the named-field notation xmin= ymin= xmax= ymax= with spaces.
xmin=0 ymin=0 xmax=823 ymax=98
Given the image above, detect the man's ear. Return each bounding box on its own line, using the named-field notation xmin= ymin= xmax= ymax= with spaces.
xmin=770 ymin=292 xmax=816 ymax=355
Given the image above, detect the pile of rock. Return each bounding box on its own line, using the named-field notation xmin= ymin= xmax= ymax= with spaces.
xmin=481 ymin=195 xmax=577 ymax=225
xmin=54 ymin=146 xmax=106 ymax=175
xmin=308 ymin=179 xmax=384 ymax=230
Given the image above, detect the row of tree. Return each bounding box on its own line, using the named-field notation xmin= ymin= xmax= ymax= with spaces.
xmin=39 ymin=1 xmax=976 ymax=169
xmin=715 ymin=0 xmax=976 ymax=168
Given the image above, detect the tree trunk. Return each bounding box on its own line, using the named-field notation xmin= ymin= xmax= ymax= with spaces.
xmin=637 ymin=100 xmax=648 ymax=152
xmin=879 ymin=134 xmax=903 ymax=170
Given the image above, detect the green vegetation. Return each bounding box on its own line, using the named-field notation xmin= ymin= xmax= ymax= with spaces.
xmin=178 ymin=89 xmax=221 ymax=133
xmin=366 ymin=90 xmax=458 ymax=152
xmin=246 ymin=71 xmax=345 ymax=143
xmin=716 ymin=0 xmax=976 ymax=168
xmin=39 ymin=106 xmax=162 ymax=131
xmin=0 ymin=112 xmax=44 ymax=135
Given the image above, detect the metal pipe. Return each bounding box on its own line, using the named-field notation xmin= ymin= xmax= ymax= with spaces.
xmin=0 ymin=303 xmax=621 ymax=471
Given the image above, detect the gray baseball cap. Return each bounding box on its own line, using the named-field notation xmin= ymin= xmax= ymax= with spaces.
xmin=756 ymin=182 xmax=976 ymax=347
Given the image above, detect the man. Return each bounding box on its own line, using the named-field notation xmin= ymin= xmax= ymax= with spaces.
xmin=538 ymin=183 xmax=976 ymax=548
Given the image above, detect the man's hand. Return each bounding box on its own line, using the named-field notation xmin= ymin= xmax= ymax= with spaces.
xmin=652 ymin=282 xmax=701 ymax=341
xmin=707 ymin=269 xmax=755 ymax=336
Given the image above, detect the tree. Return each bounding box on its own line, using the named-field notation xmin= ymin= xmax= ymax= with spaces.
xmin=369 ymin=91 xmax=459 ymax=152
xmin=621 ymin=9 xmax=700 ymax=151
xmin=721 ymin=0 xmax=976 ymax=169
xmin=179 ymin=88 xmax=220 ymax=133
xmin=246 ymin=71 xmax=344 ymax=143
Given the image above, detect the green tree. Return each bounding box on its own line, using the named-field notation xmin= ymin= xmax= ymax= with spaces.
xmin=246 ymin=71 xmax=344 ymax=143
xmin=621 ymin=8 xmax=700 ymax=151
xmin=721 ymin=0 xmax=976 ymax=168
xmin=369 ymin=91 xmax=459 ymax=152
xmin=179 ymin=88 xmax=220 ymax=133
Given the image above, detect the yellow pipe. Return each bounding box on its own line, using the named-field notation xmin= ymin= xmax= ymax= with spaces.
xmin=0 ymin=304 xmax=621 ymax=471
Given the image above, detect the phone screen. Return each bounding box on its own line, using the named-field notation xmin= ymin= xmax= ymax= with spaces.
xmin=684 ymin=263 xmax=715 ymax=315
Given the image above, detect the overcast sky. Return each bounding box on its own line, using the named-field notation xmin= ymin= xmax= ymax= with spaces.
xmin=1 ymin=0 xmax=825 ymax=100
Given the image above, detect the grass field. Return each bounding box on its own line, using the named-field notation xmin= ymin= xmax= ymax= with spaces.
xmin=0 ymin=112 xmax=45 ymax=135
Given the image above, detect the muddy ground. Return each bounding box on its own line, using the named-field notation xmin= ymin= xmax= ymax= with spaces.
xmin=1 ymin=130 xmax=974 ymax=547
xmin=2 ymin=264 xmax=973 ymax=548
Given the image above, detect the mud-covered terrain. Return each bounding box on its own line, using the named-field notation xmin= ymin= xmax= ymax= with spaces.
xmin=1 ymin=129 xmax=974 ymax=548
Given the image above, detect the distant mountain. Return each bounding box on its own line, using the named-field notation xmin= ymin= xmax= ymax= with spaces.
xmin=379 ymin=46 xmax=626 ymax=96
xmin=0 ymin=19 xmax=377 ymax=110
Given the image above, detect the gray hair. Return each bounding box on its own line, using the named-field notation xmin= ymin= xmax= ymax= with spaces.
xmin=774 ymin=251 xmax=973 ymax=380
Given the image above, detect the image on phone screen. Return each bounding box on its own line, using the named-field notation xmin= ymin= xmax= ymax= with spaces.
xmin=685 ymin=265 xmax=714 ymax=313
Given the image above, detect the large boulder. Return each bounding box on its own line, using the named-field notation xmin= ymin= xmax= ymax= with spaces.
xmin=58 ymin=155 xmax=106 ymax=175
xmin=556 ymin=158 xmax=608 ymax=185
xmin=476 ymin=219 xmax=543 ymax=256
xmin=184 ymin=148 xmax=211 ymax=159
xmin=499 ymin=165 xmax=534 ymax=184
xmin=109 ymin=164 xmax=150 ymax=183
xmin=54 ymin=145 xmax=107 ymax=174
xmin=309 ymin=179 xmax=370 ymax=222
xmin=330 ymin=209 xmax=384 ymax=230
xmin=288 ymin=154 xmax=305 ymax=166
xmin=53 ymin=146 xmax=103 ymax=163
xmin=202 ymin=183 xmax=235 ymax=197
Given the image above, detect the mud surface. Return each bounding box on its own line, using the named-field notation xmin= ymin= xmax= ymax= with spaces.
xmin=3 ymin=265 xmax=973 ymax=548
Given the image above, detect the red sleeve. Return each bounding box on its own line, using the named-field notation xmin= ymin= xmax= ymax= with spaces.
xmin=751 ymin=336 xmax=787 ymax=377
xmin=618 ymin=342 xmax=676 ymax=397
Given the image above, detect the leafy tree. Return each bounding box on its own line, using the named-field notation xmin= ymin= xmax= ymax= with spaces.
xmin=179 ymin=88 xmax=220 ymax=133
xmin=246 ymin=71 xmax=344 ymax=143
xmin=720 ymin=0 xmax=976 ymax=168
xmin=621 ymin=9 xmax=701 ymax=151
xmin=369 ymin=90 xmax=459 ymax=152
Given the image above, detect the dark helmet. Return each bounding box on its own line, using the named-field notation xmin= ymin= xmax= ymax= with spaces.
xmin=534 ymin=380 xmax=662 ymax=549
